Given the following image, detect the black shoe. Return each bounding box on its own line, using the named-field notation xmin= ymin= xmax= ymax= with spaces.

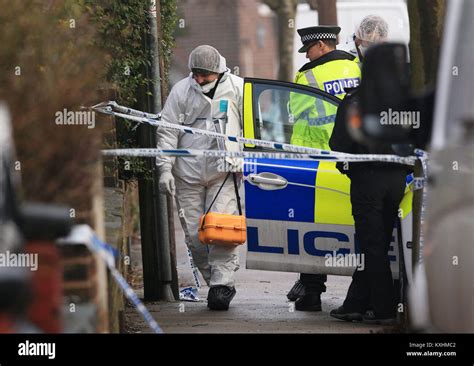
xmin=362 ymin=310 xmax=396 ymax=325
xmin=294 ymin=293 xmax=322 ymax=311
xmin=287 ymin=280 xmax=305 ymax=301
xmin=207 ymin=285 xmax=236 ymax=311
xmin=329 ymin=306 xmax=363 ymax=322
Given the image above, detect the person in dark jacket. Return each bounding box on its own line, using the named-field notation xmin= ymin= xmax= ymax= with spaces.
xmin=328 ymin=88 xmax=410 ymax=323
xmin=286 ymin=25 xmax=361 ymax=312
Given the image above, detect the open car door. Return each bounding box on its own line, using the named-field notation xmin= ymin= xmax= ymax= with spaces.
xmin=241 ymin=78 xmax=414 ymax=282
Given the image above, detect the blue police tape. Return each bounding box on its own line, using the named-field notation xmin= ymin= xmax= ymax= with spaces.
xmin=90 ymin=234 xmax=118 ymax=265
xmin=187 ymin=248 xmax=201 ymax=289
xmin=92 ymin=101 xmax=423 ymax=167
xmin=179 ymin=286 xmax=199 ymax=302
xmin=101 ymin=147 xmax=418 ymax=166
xmin=178 ymin=249 xmax=201 ymax=302
xmin=90 ymin=229 xmax=200 ymax=309
xmin=92 ymin=101 xmax=419 ymax=162
xmin=413 ymin=178 xmax=425 ymax=191
xmin=92 ymin=101 xmax=161 ymax=120
xmin=95 ymin=107 xmax=334 ymax=156
xmin=413 ymin=148 xmax=429 ymax=258
xmin=89 ymin=233 xmax=164 ymax=334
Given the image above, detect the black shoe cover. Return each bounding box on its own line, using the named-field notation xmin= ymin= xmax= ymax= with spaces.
xmin=207 ymin=285 xmax=236 ymax=311
xmin=329 ymin=306 xmax=363 ymax=322
xmin=287 ymin=280 xmax=305 ymax=301
xmin=362 ymin=310 xmax=396 ymax=325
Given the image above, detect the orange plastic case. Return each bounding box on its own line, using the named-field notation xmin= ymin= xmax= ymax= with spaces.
xmin=198 ymin=212 xmax=246 ymax=245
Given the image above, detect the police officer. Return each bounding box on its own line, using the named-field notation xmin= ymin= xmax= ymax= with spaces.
xmin=290 ymin=26 xmax=361 ymax=150
xmin=337 ymin=15 xmax=389 ymax=64
xmin=157 ymin=45 xmax=243 ymax=311
xmin=327 ymin=89 xmax=410 ymax=324
xmin=287 ymin=26 xmax=361 ymax=311
xmin=327 ymin=43 xmax=411 ymax=323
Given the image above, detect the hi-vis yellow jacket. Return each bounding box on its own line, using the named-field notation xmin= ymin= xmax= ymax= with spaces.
xmin=290 ymin=50 xmax=361 ymax=150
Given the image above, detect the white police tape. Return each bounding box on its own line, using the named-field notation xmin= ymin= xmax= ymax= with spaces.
xmin=101 ymin=147 xmax=418 ymax=166
xmin=179 ymin=286 xmax=199 ymax=302
xmin=187 ymin=248 xmax=201 ymax=289
xmin=412 ymin=149 xmax=429 ymax=191
xmin=413 ymin=178 xmax=425 ymax=190
xmin=413 ymin=149 xmax=429 ymax=256
xmin=89 ymin=232 xmax=163 ymax=334
xmin=92 ymin=101 xmax=419 ymax=166
xmin=178 ymin=249 xmax=201 ymax=302
xmin=92 ymin=101 xmax=161 ymax=120
xmin=97 ymin=108 xmax=333 ymax=155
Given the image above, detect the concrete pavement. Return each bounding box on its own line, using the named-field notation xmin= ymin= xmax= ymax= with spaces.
xmin=125 ymin=206 xmax=395 ymax=333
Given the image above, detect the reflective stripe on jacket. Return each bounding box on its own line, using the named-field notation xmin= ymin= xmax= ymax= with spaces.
xmin=290 ymin=50 xmax=361 ymax=149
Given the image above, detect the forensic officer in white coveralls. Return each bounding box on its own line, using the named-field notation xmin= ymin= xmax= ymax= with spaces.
xmin=157 ymin=45 xmax=243 ymax=310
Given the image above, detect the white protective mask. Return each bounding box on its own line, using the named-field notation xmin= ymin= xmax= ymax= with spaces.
xmin=359 ymin=45 xmax=369 ymax=56
xmin=200 ymin=79 xmax=218 ymax=93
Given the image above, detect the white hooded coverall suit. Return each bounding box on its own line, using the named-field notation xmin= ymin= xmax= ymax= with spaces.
xmin=156 ymin=60 xmax=244 ymax=288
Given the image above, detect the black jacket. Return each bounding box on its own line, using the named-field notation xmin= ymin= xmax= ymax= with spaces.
xmin=329 ymin=88 xmax=412 ymax=175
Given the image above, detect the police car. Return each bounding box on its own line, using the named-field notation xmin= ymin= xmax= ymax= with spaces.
xmin=240 ymin=78 xmax=414 ymax=284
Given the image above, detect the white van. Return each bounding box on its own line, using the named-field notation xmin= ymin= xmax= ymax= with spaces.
xmin=293 ymin=1 xmax=410 ymax=74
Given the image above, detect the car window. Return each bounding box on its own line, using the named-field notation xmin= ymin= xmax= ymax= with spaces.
xmin=249 ymin=80 xmax=340 ymax=146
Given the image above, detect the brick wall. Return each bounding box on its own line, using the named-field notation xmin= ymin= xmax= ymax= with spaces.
xmin=171 ymin=0 xmax=278 ymax=84
xmin=60 ymin=242 xmax=103 ymax=333
xmin=172 ymin=0 xmax=240 ymax=81
xmin=236 ymin=0 xmax=278 ymax=79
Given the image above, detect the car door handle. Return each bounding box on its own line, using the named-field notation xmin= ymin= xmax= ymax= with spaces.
xmin=247 ymin=173 xmax=288 ymax=190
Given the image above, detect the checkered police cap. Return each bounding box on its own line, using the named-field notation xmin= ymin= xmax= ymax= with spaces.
xmin=297 ymin=26 xmax=341 ymax=53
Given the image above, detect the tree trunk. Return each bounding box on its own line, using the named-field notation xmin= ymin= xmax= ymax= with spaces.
xmin=407 ymin=0 xmax=446 ymax=281
xmin=317 ymin=0 xmax=337 ymax=25
xmin=408 ymin=0 xmax=446 ymax=91
xmin=264 ymin=0 xmax=298 ymax=81
xmin=277 ymin=1 xmax=298 ymax=81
